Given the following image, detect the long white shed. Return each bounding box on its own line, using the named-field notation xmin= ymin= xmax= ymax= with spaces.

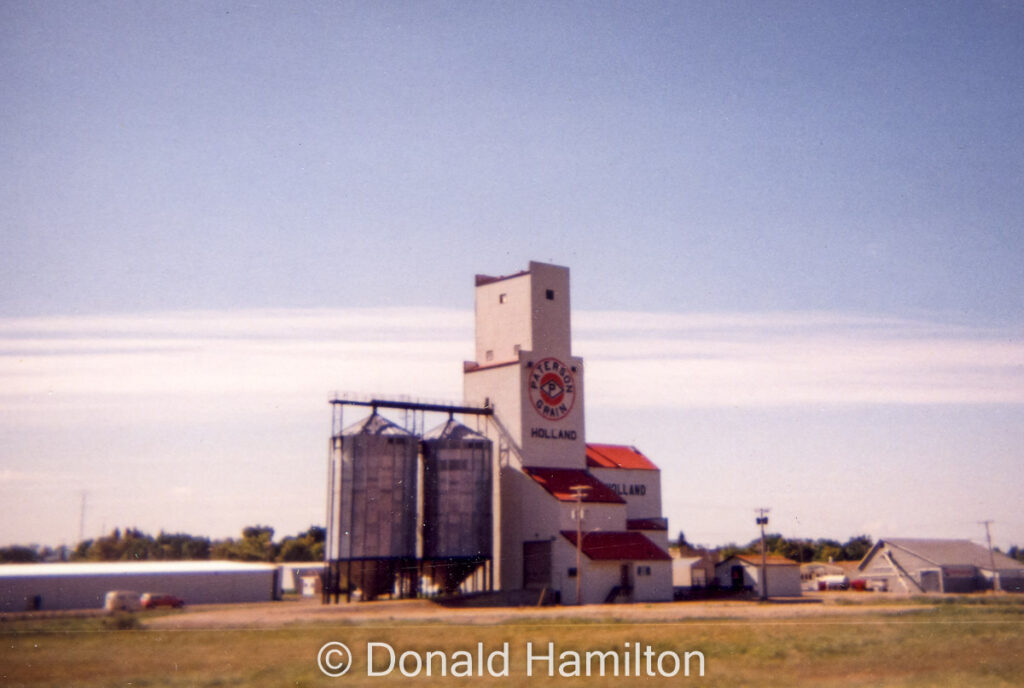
xmin=0 ymin=560 xmax=279 ymax=611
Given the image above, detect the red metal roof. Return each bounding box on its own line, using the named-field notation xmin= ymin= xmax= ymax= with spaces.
xmin=560 ymin=531 xmax=672 ymax=561
xmin=521 ymin=467 xmax=625 ymax=504
xmin=585 ymin=444 xmax=659 ymax=471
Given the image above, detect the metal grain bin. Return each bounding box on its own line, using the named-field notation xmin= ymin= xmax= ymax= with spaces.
xmin=326 ymin=413 xmax=418 ymax=600
xmin=421 ymin=420 xmax=492 ymax=593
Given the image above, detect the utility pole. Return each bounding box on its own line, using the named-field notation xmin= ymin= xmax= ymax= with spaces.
xmin=756 ymin=508 xmax=770 ymax=601
xmin=78 ymin=491 xmax=87 ymax=545
xmin=980 ymin=520 xmax=1000 ymax=593
xmin=570 ymin=485 xmax=591 ymax=605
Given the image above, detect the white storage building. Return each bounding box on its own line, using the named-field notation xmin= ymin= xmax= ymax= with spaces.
xmin=0 ymin=561 xmax=280 ymax=612
xmin=856 ymin=538 xmax=1024 ymax=593
xmin=714 ymin=554 xmax=802 ymax=597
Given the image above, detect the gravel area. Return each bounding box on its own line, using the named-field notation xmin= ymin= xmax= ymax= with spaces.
xmin=144 ymin=593 xmax=932 ymax=630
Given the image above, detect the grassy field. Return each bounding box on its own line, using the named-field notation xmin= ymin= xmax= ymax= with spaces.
xmin=2 ymin=597 xmax=1023 ymax=687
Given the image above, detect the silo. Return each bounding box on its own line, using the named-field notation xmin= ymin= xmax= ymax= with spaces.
xmin=326 ymin=413 xmax=418 ymax=600
xmin=421 ymin=419 xmax=493 ymax=594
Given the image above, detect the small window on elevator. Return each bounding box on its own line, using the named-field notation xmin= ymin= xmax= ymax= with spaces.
xmin=499 ymin=293 xmax=508 ymax=304
xmin=545 ymin=289 xmax=555 ymax=300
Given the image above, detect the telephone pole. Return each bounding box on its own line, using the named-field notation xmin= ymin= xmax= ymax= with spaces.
xmin=756 ymin=508 xmax=770 ymax=601
xmin=570 ymin=485 xmax=591 ymax=605
xmin=78 ymin=491 xmax=87 ymax=544
xmin=980 ymin=520 xmax=1000 ymax=593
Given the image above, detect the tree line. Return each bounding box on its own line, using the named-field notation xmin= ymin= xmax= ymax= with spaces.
xmin=5 ymin=528 xmax=1024 ymax=565
xmin=717 ymin=533 xmax=875 ymax=562
xmin=0 ymin=525 xmax=325 ymax=564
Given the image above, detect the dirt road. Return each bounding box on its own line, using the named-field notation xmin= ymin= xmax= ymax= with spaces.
xmin=145 ymin=593 xmax=931 ymax=630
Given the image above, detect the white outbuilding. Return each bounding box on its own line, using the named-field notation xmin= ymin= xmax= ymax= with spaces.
xmin=856 ymin=538 xmax=1024 ymax=593
xmin=0 ymin=560 xmax=280 ymax=611
xmin=714 ymin=554 xmax=802 ymax=597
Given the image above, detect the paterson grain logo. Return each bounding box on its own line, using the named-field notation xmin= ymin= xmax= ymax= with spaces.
xmin=529 ymin=357 xmax=576 ymax=420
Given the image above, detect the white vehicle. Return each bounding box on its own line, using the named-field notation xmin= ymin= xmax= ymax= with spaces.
xmin=817 ymin=575 xmax=850 ymax=591
xmin=104 ymin=590 xmax=142 ymax=612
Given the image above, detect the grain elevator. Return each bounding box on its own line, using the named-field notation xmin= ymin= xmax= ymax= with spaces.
xmin=325 ymin=261 xmax=672 ymax=604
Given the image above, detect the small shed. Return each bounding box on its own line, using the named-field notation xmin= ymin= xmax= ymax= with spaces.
xmin=279 ymin=563 xmax=326 ymax=595
xmin=715 ymin=554 xmax=802 ymax=597
xmin=671 ymin=550 xmax=716 ymax=591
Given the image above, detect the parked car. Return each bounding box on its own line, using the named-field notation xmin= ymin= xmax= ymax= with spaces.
xmin=140 ymin=592 xmax=185 ymax=609
xmin=104 ymin=590 xmax=142 ymax=612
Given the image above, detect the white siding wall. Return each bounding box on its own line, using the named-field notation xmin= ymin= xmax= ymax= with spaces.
xmin=715 ymin=559 xmax=802 ymax=597
xmin=553 ymin=539 xmax=620 ymax=606
xmin=590 ymin=467 xmax=662 ymax=520
xmin=553 ymin=539 xmax=672 ymax=605
xmin=633 ymin=561 xmax=672 ymax=602
xmin=1 ymin=565 xmax=278 ymax=611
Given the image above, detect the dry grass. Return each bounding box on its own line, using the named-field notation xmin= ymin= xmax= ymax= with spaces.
xmin=2 ymin=597 xmax=1023 ymax=687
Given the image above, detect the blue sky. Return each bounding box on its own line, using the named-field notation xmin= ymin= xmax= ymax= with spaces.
xmin=2 ymin=2 xmax=1022 ymax=550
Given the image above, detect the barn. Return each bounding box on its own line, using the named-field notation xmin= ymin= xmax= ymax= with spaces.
xmin=856 ymin=538 xmax=1024 ymax=593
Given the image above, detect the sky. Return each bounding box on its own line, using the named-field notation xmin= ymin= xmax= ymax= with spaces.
xmin=1 ymin=2 xmax=1022 ymax=551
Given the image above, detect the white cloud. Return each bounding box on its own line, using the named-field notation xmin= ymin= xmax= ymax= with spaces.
xmin=1 ymin=307 xmax=1021 ymax=547
xmin=577 ymin=311 xmax=1024 ymax=407
xmin=0 ymin=309 xmax=471 ymax=422
xmin=0 ymin=308 xmax=1021 ymax=421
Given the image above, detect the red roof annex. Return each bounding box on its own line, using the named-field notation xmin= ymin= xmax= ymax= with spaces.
xmin=585 ymin=444 xmax=659 ymax=471
xmin=560 ymin=531 xmax=672 ymax=561
xmin=522 ymin=467 xmax=624 ymax=504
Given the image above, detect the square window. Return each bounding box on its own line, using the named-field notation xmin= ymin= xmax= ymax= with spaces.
xmin=485 ymin=350 xmax=494 ymax=361
xmin=545 ymin=289 xmax=554 ymax=300
xmin=568 ymin=567 xmax=578 ymax=578
xmin=499 ymin=293 xmax=507 ymax=304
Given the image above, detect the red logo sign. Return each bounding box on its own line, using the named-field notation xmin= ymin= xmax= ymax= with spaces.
xmin=528 ymin=358 xmax=576 ymax=421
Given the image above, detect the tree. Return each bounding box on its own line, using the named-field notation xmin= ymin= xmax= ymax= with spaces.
xmin=717 ymin=542 xmax=744 ymax=560
xmin=277 ymin=525 xmax=326 ymax=562
xmin=241 ymin=525 xmax=276 ymax=561
xmin=155 ymin=532 xmax=210 ymax=560
xmin=0 ymin=545 xmax=40 ymax=563
xmin=813 ymin=539 xmax=843 ymax=562
xmin=841 ymin=535 xmax=873 ymax=561
xmin=278 ymin=539 xmax=313 ymax=562
xmin=71 ymin=539 xmax=93 ymax=561
xmin=86 ymin=530 xmax=124 ymax=561
xmin=777 ymin=539 xmax=815 ymax=563
xmin=212 ymin=525 xmax=277 ymax=562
